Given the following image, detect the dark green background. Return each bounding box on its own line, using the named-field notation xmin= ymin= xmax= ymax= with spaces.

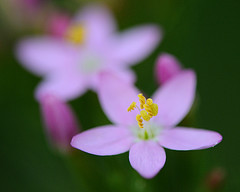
xmin=0 ymin=0 xmax=239 ymax=191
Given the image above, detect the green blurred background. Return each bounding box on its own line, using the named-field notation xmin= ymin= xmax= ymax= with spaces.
xmin=0 ymin=0 xmax=239 ymax=191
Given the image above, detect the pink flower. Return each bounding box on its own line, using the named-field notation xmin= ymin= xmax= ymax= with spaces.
xmin=47 ymin=12 xmax=71 ymax=38
xmin=71 ymin=72 xmax=222 ymax=179
xmin=21 ymin=0 xmax=40 ymax=12
xmin=155 ymin=53 xmax=183 ymax=85
xmin=40 ymin=94 xmax=79 ymax=153
xmin=16 ymin=4 xmax=161 ymax=101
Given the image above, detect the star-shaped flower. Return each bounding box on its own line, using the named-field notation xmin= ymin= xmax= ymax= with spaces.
xmin=16 ymin=4 xmax=161 ymax=101
xmin=71 ymin=71 xmax=222 ymax=179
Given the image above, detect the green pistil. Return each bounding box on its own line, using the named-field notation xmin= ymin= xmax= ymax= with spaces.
xmin=144 ymin=130 xmax=149 ymax=140
xmin=138 ymin=128 xmax=154 ymax=140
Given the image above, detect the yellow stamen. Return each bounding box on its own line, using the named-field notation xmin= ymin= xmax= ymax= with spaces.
xmin=143 ymin=103 xmax=153 ymax=117
xmin=128 ymin=94 xmax=159 ymax=129
xmin=138 ymin=93 xmax=146 ymax=109
xmin=140 ymin=110 xmax=151 ymax=121
xmin=146 ymin=98 xmax=153 ymax=105
xmin=127 ymin=102 xmax=136 ymax=112
xmin=65 ymin=24 xmax=85 ymax=44
xmin=136 ymin=114 xmax=144 ymax=128
xmin=151 ymin=103 xmax=158 ymax=116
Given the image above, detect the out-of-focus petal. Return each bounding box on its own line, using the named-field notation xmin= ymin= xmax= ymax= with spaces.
xmin=108 ymin=68 xmax=136 ymax=85
xmin=89 ymin=68 xmax=136 ymax=92
xmin=129 ymin=141 xmax=166 ymax=179
xmin=111 ymin=25 xmax=161 ymax=66
xmin=40 ymin=94 xmax=79 ymax=152
xmin=155 ymin=53 xmax=182 ymax=85
xmin=74 ymin=4 xmax=116 ymax=46
xmin=16 ymin=37 xmax=77 ymax=75
xmin=71 ymin=126 xmax=133 ymax=156
xmin=152 ymin=70 xmax=196 ymax=127
xmin=159 ymin=127 xmax=222 ymax=150
xmin=98 ymin=72 xmax=139 ymax=126
xmin=35 ymin=70 xmax=88 ymax=101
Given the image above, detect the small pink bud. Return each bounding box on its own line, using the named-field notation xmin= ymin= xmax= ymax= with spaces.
xmin=47 ymin=13 xmax=71 ymax=38
xmin=155 ymin=53 xmax=182 ymax=85
xmin=22 ymin=0 xmax=40 ymax=11
xmin=205 ymin=167 xmax=225 ymax=191
xmin=40 ymin=94 xmax=79 ymax=153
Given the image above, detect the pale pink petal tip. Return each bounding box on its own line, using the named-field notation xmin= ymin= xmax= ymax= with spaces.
xmin=112 ymin=25 xmax=161 ymax=66
xmin=74 ymin=4 xmax=116 ymax=45
xmin=71 ymin=126 xmax=133 ymax=156
xmin=35 ymin=72 xmax=88 ymax=102
xmin=159 ymin=127 xmax=222 ymax=151
xmin=40 ymin=94 xmax=79 ymax=152
xmin=155 ymin=53 xmax=182 ymax=85
xmin=129 ymin=141 xmax=166 ymax=179
xmin=16 ymin=37 xmax=73 ymax=76
xmin=153 ymin=70 xmax=196 ymax=127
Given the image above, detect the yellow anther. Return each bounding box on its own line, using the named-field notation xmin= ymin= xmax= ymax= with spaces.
xmin=140 ymin=110 xmax=151 ymax=121
xmin=143 ymin=103 xmax=153 ymax=117
xmin=138 ymin=93 xmax=146 ymax=109
xmin=128 ymin=102 xmax=137 ymax=112
xmin=128 ymin=94 xmax=159 ymax=129
xmin=136 ymin=114 xmax=144 ymax=128
xmin=65 ymin=24 xmax=85 ymax=44
xmin=151 ymin=103 xmax=158 ymax=116
xmin=146 ymin=98 xmax=153 ymax=105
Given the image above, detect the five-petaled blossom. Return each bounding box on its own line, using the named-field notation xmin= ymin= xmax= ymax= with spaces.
xmin=155 ymin=53 xmax=183 ymax=85
xmin=16 ymin=4 xmax=161 ymax=101
xmin=71 ymin=72 xmax=222 ymax=179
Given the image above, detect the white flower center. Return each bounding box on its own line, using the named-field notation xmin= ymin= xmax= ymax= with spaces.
xmin=78 ymin=53 xmax=102 ymax=75
xmin=131 ymin=121 xmax=161 ymax=141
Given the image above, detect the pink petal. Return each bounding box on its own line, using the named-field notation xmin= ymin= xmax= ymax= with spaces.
xmin=107 ymin=68 xmax=136 ymax=85
xmin=88 ymin=68 xmax=136 ymax=92
xmin=152 ymin=70 xmax=196 ymax=127
xmin=40 ymin=94 xmax=79 ymax=153
xmin=111 ymin=25 xmax=161 ymax=66
xmin=155 ymin=53 xmax=182 ymax=85
xmin=35 ymin=70 xmax=88 ymax=101
xmin=129 ymin=141 xmax=166 ymax=179
xmin=159 ymin=127 xmax=222 ymax=150
xmin=74 ymin=4 xmax=116 ymax=46
xmin=98 ymin=72 xmax=139 ymax=126
xmin=71 ymin=126 xmax=133 ymax=156
xmin=16 ymin=37 xmax=77 ymax=75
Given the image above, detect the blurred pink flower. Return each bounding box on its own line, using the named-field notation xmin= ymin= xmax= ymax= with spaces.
xmin=16 ymin=4 xmax=161 ymax=101
xmin=205 ymin=167 xmax=225 ymax=191
xmin=21 ymin=0 xmax=40 ymax=12
xmin=71 ymin=72 xmax=222 ymax=179
xmin=40 ymin=94 xmax=79 ymax=153
xmin=47 ymin=12 xmax=71 ymax=38
xmin=155 ymin=53 xmax=183 ymax=85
